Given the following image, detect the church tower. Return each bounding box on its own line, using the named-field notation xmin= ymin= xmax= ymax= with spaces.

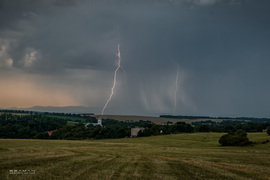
xmin=97 ymin=117 xmax=102 ymax=126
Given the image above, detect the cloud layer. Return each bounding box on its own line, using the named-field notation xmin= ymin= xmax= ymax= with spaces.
xmin=1 ymin=0 xmax=270 ymax=117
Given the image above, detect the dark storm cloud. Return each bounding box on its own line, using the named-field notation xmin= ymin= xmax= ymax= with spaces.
xmin=0 ymin=0 xmax=117 ymax=72
xmin=1 ymin=0 xmax=270 ymax=116
xmin=114 ymin=0 xmax=270 ymax=116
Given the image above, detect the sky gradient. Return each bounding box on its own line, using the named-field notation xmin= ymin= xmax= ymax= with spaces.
xmin=1 ymin=0 xmax=270 ymax=117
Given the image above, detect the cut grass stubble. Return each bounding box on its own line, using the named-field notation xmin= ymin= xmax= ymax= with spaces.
xmin=0 ymin=132 xmax=270 ymax=180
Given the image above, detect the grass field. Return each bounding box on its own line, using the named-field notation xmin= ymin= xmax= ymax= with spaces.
xmin=66 ymin=121 xmax=80 ymax=126
xmin=0 ymin=133 xmax=270 ymax=180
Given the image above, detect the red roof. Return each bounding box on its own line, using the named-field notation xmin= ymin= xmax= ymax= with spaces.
xmin=48 ymin=130 xmax=57 ymax=136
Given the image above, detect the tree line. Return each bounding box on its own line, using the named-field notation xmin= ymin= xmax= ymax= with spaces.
xmin=40 ymin=123 xmax=130 ymax=140
xmin=0 ymin=109 xmax=94 ymax=117
xmin=137 ymin=122 xmax=194 ymax=137
xmin=0 ymin=114 xmax=153 ymax=139
xmin=1 ymin=113 xmax=269 ymax=140
xmin=160 ymin=115 xmax=270 ymax=123
xmin=192 ymin=120 xmax=270 ymax=133
xmin=0 ymin=113 xmax=66 ymax=138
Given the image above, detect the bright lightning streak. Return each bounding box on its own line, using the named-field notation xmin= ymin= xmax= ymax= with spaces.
xmin=173 ymin=64 xmax=179 ymax=115
xmin=101 ymin=44 xmax=121 ymax=115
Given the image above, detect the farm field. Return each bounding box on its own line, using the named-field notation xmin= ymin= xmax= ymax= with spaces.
xmin=0 ymin=133 xmax=270 ymax=180
xmin=91 ymin=115 xmax=222 ymax=124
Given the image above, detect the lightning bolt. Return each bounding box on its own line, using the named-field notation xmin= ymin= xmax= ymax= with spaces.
xmin=174 ymin=64 xmax=179 ymax=115
xmin=101 ymin=44 xmax=121 ymax=115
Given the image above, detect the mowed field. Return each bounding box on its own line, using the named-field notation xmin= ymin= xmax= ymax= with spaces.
xmin=91 ymin=115 xmax=222 ymax=124
xmin=1 ymin=133 xmax=270 ymax=180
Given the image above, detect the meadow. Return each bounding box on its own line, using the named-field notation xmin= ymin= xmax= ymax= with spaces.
xmin=0 ymin=132 xmax=270 ymax=180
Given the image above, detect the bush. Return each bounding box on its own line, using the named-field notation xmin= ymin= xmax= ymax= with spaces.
xmin=219 ymin=130 xmax=252 ymax=146
xmin=197 ymin=124 xmax=210 ymax=132
xmin=267 ymin=127 xmax=270 ymax=135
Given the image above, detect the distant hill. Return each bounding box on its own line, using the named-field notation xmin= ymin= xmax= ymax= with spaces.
xmin=9 ymin=106 xmax=95 ymax=114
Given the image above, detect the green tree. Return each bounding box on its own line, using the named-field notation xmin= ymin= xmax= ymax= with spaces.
xmin=138 ymin=128 xmax=153 ymax=137
xmin=198 ymin=124 xmax=210 ymax=132
xmin=219 ymin=130 xmax=251 ymax=146
xmin=35 ymin=132 xmax=50 ymax=139
xmin=267 ymin=127 xmax=270 ymax=135
xmin=116 ymin=128 xmax=128 ymax=138
xmin=185 ymin=124 xmax=194 ymax=133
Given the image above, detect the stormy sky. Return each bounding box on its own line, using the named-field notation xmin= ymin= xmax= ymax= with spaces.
xmin=1 ymin=0 xmax=270 ymax=117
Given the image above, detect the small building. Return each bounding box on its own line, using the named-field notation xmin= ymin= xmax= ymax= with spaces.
xmin=85 ymin=117 xmax=102 ymax=127
xmin=131 ymin=127 xmax=145 ymax=137
xmin=48 ymin=130 xmax=57 ymax=136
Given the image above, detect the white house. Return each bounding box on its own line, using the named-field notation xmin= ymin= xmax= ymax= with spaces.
xmin=131 ymin=127 xmax=145 ymax=137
